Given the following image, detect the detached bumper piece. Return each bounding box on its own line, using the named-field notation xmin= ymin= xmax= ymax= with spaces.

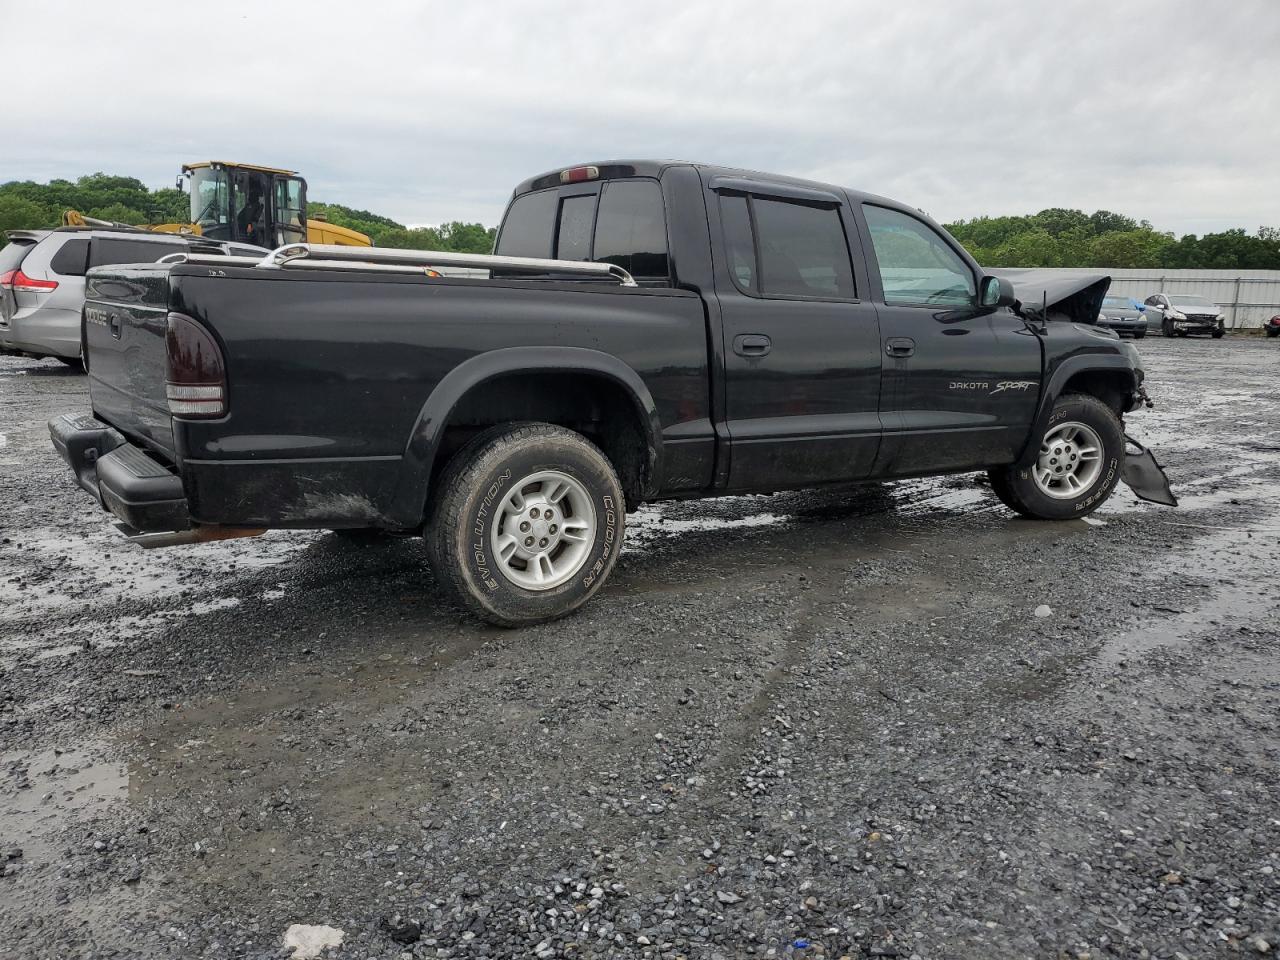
xmin=49 ymin=413 xmax=190 ymax=531
xmin=1122 ymin=433 xmax=1178 ymax=507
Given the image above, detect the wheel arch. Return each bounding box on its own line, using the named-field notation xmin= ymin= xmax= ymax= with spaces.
xmin=389 ymin=347 xmax=663 ymax=526
xmin=1016 ymin=356 xmax=1138 ymax=467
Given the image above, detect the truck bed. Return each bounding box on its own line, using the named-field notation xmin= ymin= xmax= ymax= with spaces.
xmin=81 ymin=262 xmax=715 ymax=530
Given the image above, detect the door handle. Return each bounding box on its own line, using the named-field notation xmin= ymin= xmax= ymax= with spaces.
xmin=733 ymin=334 xmax=772 ymax=357
xmin=885 ymin=337 xmax=915 ymax=358
xmin=109 ymin=314 xmax=122 ymax=340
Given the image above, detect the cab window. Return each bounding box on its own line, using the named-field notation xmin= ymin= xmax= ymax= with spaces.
xmin=863 ymin=204 xmax=975 ymax=306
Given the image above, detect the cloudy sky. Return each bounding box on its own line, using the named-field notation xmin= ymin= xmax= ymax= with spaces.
xmin=5 ymin=0 xmax=1278 ymax=235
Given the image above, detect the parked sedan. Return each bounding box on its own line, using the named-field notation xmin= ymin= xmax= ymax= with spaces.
xmin=1 ymin=227 xmax=263 ymax=367
xmin=1144 ymin=292 xmax=1226 ymax=339
xmin=1096 ymin=295 xmax=1149 ymax=338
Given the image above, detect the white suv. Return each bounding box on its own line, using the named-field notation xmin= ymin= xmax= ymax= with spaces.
xmin=1 ymin=228 xmax=262 ymax=367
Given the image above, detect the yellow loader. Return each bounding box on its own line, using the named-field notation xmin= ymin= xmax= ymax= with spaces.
xmin=63 ymin=161 xmax=371 ymax=247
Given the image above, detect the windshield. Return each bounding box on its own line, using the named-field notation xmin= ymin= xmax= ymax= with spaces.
xmin=189 ymin=167 xmax=231 ymax=239
xmin=1102 ymin=296 xmax=1133 ymax=308
xmin=1172 ymin=294 xmax=1215 ymax=307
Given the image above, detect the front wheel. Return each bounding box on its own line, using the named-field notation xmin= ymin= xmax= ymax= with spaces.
xmin=426 ymin=423 xmax=624 ymax=627
xmin=1211 ymin=327 xmax=1225 ymax=339
xmin=1162 ymin=318 xmax=1174 ymax=338
xmin=989 ymin=394 xmax=1125 ymax=520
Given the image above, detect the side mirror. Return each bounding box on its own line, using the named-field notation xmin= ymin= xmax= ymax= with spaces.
xmin=980 ymin=275 xmax=1016 ymax=308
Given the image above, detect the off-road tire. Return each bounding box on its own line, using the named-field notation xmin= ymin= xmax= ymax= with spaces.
xmin=426 ymin=423 xmax=624 ymax=627
xmin=988 ymin=393 xmax=1124 ymax=520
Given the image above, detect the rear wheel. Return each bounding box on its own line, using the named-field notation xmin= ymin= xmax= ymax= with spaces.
xmin=988 ymin=393 xmax=1124 ymax=520
xmin=427 ymin=423 xmax=624 ymax=627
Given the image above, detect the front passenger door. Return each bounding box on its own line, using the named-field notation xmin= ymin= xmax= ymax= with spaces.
xmin=858 ymin=204 xmax=1041 ymax=477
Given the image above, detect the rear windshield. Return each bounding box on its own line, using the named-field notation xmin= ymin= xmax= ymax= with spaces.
xmin=0 ymin=238 xmax=35 ymax=272
xmin=496 ymin=178 xmax=670 ymax=281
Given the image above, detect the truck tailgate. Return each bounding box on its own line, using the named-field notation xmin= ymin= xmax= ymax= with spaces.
xmin=83 ymin=266 xmax=176 ymax=461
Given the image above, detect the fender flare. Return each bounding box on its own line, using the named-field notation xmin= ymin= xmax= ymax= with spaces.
xmin=1016 ymin=354 xmax=1138 ymax=467
xmin=388 ymin=346 xmax=663 ymax=525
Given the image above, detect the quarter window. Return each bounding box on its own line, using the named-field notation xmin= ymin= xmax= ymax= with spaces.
xmin=863 ymin=204 xmax=975 ymax=306
xmin=50 ymin=238 xmax=91 ymax=276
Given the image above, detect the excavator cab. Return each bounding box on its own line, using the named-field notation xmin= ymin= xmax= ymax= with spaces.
xmin=183 ymin=162 xmax=307 ymax=249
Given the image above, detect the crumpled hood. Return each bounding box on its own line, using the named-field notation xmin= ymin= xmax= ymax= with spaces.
xmin=988 ymin=268 xmax=1111 ymax=325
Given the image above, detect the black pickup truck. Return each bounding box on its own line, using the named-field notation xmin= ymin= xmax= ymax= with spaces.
xmin=51 ymin=160 xmax=1169 ymax=626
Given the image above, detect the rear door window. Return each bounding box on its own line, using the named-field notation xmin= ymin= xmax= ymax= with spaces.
xmin=50 ymin=238 xmax=91 ymax=276
xmin=495 ymin=189 xmax=558 ymax=258
xmin=555 ymin=194 xmax=596 ymax=261
xmin=718 ymin=193 xmax=856 ymax=300
xmin=862 ymin=204 xmax=975 ymax=306
xmin=89 ymin=238 xmax=187 ymax=268
xmin=753 ymin=198 xmax=856 ymax=299
xmin=592 ymin=179 xmax=668 ymax=280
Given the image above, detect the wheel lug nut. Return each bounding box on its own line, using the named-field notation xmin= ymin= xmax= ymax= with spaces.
xmin=524 ymin=536 xmax=534 ymax=547
xmin=529 ymin=508 xmax=540 ymax=519
xmin=544 ymin=510 xmax=553 ymax=519
xmin=539 ymin=538 xmax=548 ymax=547
xmin=519 ymin=521 xmax=530 ymax=532
xmin=549 ymin=524 xmax=558 ymax=533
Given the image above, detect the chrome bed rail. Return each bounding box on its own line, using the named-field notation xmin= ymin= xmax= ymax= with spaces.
xmin=169 ymin=243 xmax=638 ymax=285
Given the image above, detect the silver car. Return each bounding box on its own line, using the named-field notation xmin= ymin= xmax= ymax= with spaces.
xmin=0 ymin=228 xmax=262 ymax=366
xmin=1144 ymin=292 xmax=1226 ymax=339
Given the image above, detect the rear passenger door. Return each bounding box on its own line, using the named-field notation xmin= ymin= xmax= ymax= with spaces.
xmin=711 ymin=183 xmax=882 ymax=491
xmin=856 ymin=204 xmax=1041 ymax=476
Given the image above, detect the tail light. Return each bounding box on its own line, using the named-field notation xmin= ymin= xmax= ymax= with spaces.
xmin=165 ymin=312 xmax=226 ymax=418
xmin=0 ymin=269 xmax=57 ymax=292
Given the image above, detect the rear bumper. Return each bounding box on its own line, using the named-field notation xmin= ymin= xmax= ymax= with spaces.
xmin=48 ymin=413 xmax=190 ymax=531
xmin=0 ymin=306 xmax=82 ymax=359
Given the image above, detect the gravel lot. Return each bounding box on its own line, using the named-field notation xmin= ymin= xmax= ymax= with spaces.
xmin=1 ymin=337 xmax=1278 ymax=960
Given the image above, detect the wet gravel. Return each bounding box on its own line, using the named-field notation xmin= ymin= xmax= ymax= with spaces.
xmin=1 ymin=337 xmax=1278 ymax=960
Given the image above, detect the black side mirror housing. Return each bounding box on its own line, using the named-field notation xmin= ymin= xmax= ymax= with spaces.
xmin=980 ymin=275 xmax=1016 ymax=309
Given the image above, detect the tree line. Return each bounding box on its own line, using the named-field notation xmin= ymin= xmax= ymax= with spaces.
xmin=0 ymin=174 xmax=495 ymax=254
xmin=3 ymin=173 xmax=1278 ymax=270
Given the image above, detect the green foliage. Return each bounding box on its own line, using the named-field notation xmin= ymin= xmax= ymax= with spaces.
xmin=945 ymin=208 xmax=1280 ymax=270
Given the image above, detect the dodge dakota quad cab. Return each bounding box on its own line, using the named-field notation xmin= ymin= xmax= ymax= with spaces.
xmin=50 ymin=160 xmax=1173 ymax=626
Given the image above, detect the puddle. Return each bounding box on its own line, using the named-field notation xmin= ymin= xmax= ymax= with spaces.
xmin=0 ymin=744 xmax=128 ymax=862
xmin=1097 ymin=504 xmax=1280 ymax=668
